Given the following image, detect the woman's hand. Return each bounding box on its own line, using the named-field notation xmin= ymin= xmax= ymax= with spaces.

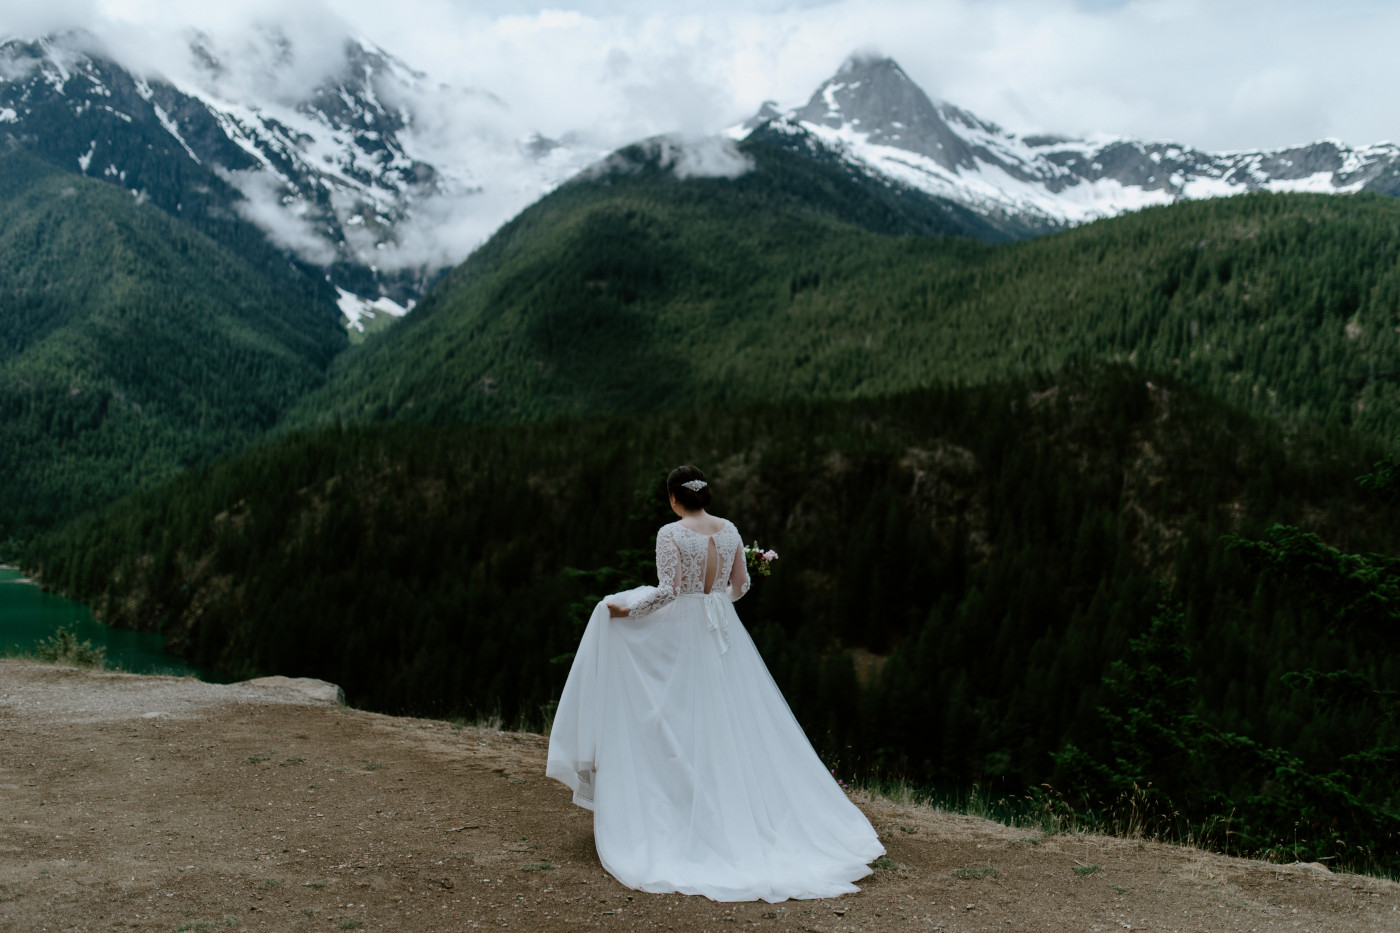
xmin=606 ymin=602 xmax=630 ymax=618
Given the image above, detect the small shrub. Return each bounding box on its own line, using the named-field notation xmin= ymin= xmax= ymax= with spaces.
xmin=33 ymin=627 xmax=105 ymax=668
xmin=1074 ymin=864 xmax=1102 ymax=876
xmin=952 ymin=866 xmax=998 ymax=880
xmin=899 ymin=825 xmax=918 ymax=834
xmin=870 ymin=856 xmax=898 ymax=873
xmin=362 ymin=762 xmax=386 ymax=771
xmin=258 ymin=879 xmax=282 ymax=889
xmin=245 ymin=756 xmax=271 ymax=764
xmin=339 ymin=921 xmax=362 ymax=930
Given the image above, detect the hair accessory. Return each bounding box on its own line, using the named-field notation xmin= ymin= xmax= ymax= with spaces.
xmin=680 ymin=479 xmax=708 ymax=492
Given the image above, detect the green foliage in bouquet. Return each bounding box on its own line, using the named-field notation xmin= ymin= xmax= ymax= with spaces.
xmin=745 ymin=542 xmax=778 ymax=578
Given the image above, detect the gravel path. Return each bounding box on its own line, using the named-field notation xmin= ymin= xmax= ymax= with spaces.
xmin=1 ymin=659 xmax=1396 ymax=932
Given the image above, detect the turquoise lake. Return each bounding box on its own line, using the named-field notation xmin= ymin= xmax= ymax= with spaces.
xmin=0 ymin=566 xmax=217 ymax=679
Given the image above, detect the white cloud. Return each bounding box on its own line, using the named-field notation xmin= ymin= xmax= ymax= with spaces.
xmin=6 ymin=1 xmax=1398 ymax=155
xmin=316 ymin=0 xmax=1400 ymax=153
xmin=375 ymin=185 xmax=534 ymax=273
xmin=654 ymin=134 xmax=754 ymax=179
xmin=5 ymin=0 xmax=1400 ymax=278
xmin=0 ymin=0 xmax=101 ymax=40
xmin=218 ymin=167 xmax=338 ymax=265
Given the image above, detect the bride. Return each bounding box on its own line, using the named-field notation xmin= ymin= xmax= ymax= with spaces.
xmin=546 ymin=465 xmax=885 ymax=902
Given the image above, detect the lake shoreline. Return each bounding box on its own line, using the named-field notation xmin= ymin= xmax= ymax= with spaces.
xmin=0 ymin=572 xmax=209 ymax=678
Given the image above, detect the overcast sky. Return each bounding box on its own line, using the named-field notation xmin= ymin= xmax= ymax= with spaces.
xmin=5 ymin=0 xmax=1398 ymax=153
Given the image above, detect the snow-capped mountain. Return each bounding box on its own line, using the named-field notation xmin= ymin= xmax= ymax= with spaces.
xmin=736 ymin=55 xmax=1400 ymax=229
xmin=0 ymin=30 xmax=604 ymax=326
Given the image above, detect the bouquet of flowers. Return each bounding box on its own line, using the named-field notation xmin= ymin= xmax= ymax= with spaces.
xmin=744 ymin=541 xmax=779 ymax=578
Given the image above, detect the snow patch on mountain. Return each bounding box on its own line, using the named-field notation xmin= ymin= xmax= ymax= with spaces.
xmin=0 ymin=29 xmax=607 ymax=327
xmin=336 ymin=287 xmax=413 ymax=333
xmin=739 ymin=55 xmax=1400 ymax=229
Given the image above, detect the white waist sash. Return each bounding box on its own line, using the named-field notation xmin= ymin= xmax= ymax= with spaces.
xmin=678 ymin=591 xmax=731 ymax=655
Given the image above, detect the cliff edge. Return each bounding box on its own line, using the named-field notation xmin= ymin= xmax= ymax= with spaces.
xmin=1 ymin=660 xmax=1395 ymax=931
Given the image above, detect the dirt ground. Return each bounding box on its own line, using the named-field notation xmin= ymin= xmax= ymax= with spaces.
xmin=1 ymin=660 xmax=1396 ymax=933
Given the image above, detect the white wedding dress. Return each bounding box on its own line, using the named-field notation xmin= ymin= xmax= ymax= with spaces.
xmin=546 ymin=518 xmax=885 ymax=902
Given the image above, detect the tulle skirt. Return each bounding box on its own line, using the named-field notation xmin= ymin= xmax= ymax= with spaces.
xmin=546 ymin=588 xmax=885 ymax=902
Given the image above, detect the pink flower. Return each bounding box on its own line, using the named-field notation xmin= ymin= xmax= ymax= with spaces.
xmin=763 ymin=550 xmax=778 ymax=561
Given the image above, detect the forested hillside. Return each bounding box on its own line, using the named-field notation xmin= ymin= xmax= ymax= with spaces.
xmin=31 ymin=365 xmax=1399 ymax=869
xmin=13 ymin=121 xmax=1400 ymax=872
xmin=0 ymin=151 xmax=346 ymax=548
xmin=285 ymin=141 xmax=1400 ymax=446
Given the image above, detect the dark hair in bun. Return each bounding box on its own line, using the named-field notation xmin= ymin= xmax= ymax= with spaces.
xmin=666 ymin=464 xmax=712 ymax=511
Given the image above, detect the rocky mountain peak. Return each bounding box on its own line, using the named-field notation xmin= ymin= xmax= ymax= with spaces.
xmin=787 ymin=53 xmax=989 ymax=172
xmin=0 ymin=28 xmax=604 ymax=317
xmin=743 ymin=51 xmax=1400 ymax=229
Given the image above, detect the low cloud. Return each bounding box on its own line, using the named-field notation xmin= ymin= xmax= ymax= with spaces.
xmin=8 ymin=0 xmax=1400 ymax=280
xmin=373 ymin=186 xmax=535 ymax=273
xmin=218 ymin=167 xmax=338 ymax=266
xmin=653 ymin=134 xmax=753 ymax=179
xmin=6 ymin=1 xmax=1400 ymax=154
xmin=0 ymin=1 xmax=100 ymax=42
xmin=3 ymin=0 xmax=358 ymax=108
xmin=330 ymin=0 xmax=1400 ymax=155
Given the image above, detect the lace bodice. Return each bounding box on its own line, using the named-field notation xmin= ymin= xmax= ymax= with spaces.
xmin=629 ymin=519 xmax=751 ymax=617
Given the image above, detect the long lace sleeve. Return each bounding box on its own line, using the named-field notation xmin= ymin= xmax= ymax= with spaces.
xmin=728 ymin=531 xmax=750 ymax=602
xmin=627 ymin=525 xmax=680 ymax=617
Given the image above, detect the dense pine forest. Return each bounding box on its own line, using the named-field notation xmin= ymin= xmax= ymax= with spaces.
xmin=0 ymin=151 xmax=346 ymax=550
xmin=7 ymin=132 xmax=1400 ymax=548
xmin=284 ymin=140 xmax=1400 ymax=450
xmin=31 ymin=366 xmax=1400 ymax=871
